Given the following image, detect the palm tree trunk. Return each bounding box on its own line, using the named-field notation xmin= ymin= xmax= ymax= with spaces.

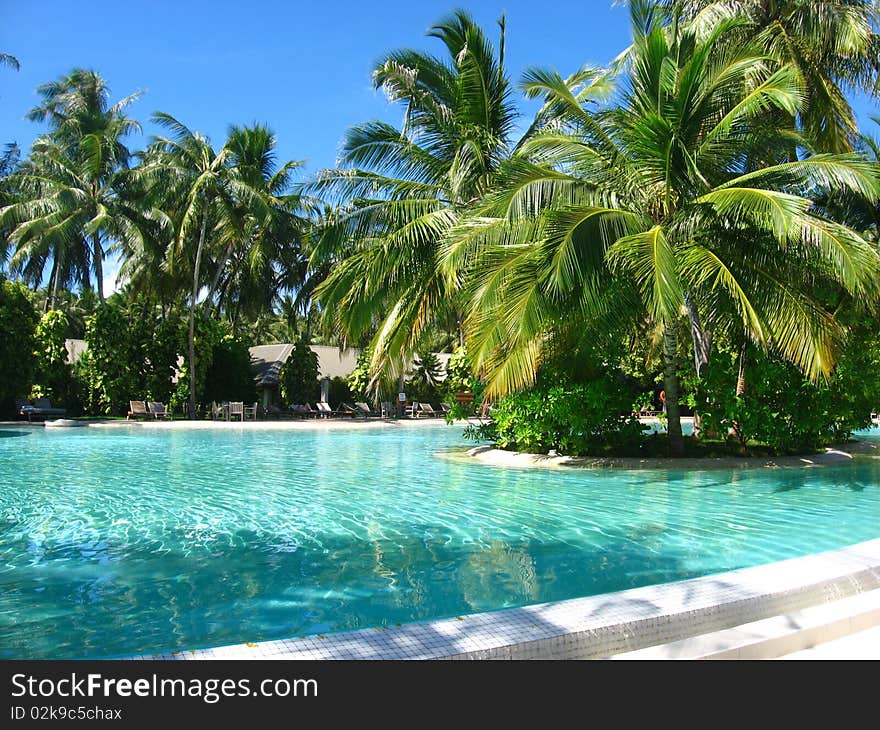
xmin=204 ymin=239 xmax=236 ymax=316
xmin=663 ymin=322 xmax=684 ymax=456
xmin=729 ymin=343 xmax=748 ymax=442
xmin=188 ymin=208 xmax=210 ymax=419
xmin=684 ymin=294 xmax=711 ymax=437
xmin=46 ymin=256 xmax=59 ymax=312
xmin=93 ymin=233 xmax=104 ymax=303
xmin=735 ymin=344 xmax=748 ymax=397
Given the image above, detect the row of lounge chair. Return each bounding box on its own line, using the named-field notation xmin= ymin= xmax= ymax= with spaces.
xmin=127 ymin=401 xmax=172 ymax=420
xmin=289 ymin=401 xmax=448 ymax=419
xmin=15 ymin=397 xmax=67 ymax=422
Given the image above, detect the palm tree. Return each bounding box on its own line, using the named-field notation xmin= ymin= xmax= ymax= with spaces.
xmin=139 ymin=113 xmax=232 ymax=418
xmin=444 ymin=4 xmax=880 ymax=454
xmin=3 ymin=70 xmax=142 ymax=302
xmin=0 ymin=53 xmax=19 ymax=72
xmin=0 ymin=135 xmax=151 ymax=308
xmin=660 ymin=1 xmax=880 ymax=152
xmin=309 ymin=10 xmax=517 ymax=383
xmin=204 ymin=123 xmax=312 ymax=324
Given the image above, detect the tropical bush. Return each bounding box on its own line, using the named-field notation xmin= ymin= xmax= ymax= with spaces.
xmin=279 ymin=339 xmax=320 ymax=405
xmin=690 ymin=330 xmax=880 ymax=452
xmin=0 ymin=278 xmax=38 ymax=413
xmin=203 ymin=336 xmax=257 ymax=405
xmin=31 ymin=309 xmax=76 ymax=410
xmin=469 ymin=369 xmax=646 ymax=456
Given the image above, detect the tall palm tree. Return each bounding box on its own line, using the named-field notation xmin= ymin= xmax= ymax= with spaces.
xmin=204 ymin=123 xmax=312 ymax=323
xmin=3 ymin=70 xmax=142 ymax=302
xmin=444 ymin=4 xmax=880 ymax=454
xmin=0 ymin=134 xmax=152 ymax=308
xmin=660 ymin=0 xmax=880 ymax=152
xmin=309 ymin=10 xmax=517 ymax=382
xmin=139 ymin=113 xmax=232 ymax=418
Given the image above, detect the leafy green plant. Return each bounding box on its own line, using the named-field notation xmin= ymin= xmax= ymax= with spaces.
xmin=467 ymin=369 xmax=646 ymax=456
xmin=32 ymin=309 xmax=75 ymax=409
xmin=279 ymin=339 xmax=320 ymax=405
xmin=0 ymin=278 xmax=38 ymax=413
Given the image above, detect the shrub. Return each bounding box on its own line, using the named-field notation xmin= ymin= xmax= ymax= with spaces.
xmin=469 ymin=369 xmax=645 ymax=456
xmin=279 ymin=339 xmax=320 ymax=405
xmin=691 ymin=332 xmax=880 ymax=452
xmin=32 ymin=309 xmax=76 ymax=410
xmin=203 ymin=336 xmax=257 ymax=405
xmin=0 ymin=278 xmax=38 ymax=413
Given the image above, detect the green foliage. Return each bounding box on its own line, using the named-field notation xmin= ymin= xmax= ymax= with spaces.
xmin=691 ymin=327 xmax=880 ymax=452
xmin=0 ymin=278 xmax=38 ymax=412
xmin=169 ymin=315 xmax=224 ymax=414
xmin=32 ymin=309 xmax=75 ymax=408
xmin=408 ymin=351 xmax=443 ymax=402
xmin=469 ymin=369 xmax=646 ymax=456
xmin=279 ymin=339 xmax=320 ymax=405
xmin=347 ymin=348 xmax=372 ymax=401
xmin=81 ymin=302 xmax=141 ymax=415
xmin=203 ymin=336 xmax=257 ymax=404
xmin=82 ymin=296 xmax=187 ymax=415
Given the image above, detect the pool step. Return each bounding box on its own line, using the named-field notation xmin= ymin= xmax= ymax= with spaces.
xmin=610 ymin=588 xmax=880 ymax=660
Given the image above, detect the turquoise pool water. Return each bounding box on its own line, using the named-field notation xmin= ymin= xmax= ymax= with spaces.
xmin=1 ymin=423 xmax=879 ymax=659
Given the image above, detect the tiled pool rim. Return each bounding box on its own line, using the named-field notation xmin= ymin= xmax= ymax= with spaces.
xmin=132 ymin=537 xmax=880 ymax=660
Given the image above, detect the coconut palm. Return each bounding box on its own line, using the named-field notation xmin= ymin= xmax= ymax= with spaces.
xmin=659 ymin=0 xmax=880 ymax=152
xmin=0 ymin=134 xmax=154 ymax=308
xmin=309 ymin=9 xmax=517 ymax=383
xmin=137 ymin=113 xmax=233 ymax=418
xmin=444 ymin=5 xmax=880 ymax=454
xmin=204 ymin=123 xmax=313 ymax=324
xmin=2 ymin=70 xmax=142 ymax=302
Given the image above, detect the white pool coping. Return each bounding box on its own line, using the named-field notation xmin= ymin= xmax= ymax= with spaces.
xmin=133 ymin=538 xmax=880 ymax=661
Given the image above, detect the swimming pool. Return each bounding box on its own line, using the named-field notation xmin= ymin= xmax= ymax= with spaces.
xmin=1 ymin=423 xmax=879 ymax=659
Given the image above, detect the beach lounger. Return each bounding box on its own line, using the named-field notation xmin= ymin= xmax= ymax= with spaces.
xmin=128 ymin=400 xmax=150 ymax=420
xmin=21 ymin=397 xmax=67 ymax=421
xmin=416 ymin=402 xmax=438 ymax=417
xmin=147 ymin=402 xmax=172 ymax=420
xmin=353 ymin=402 xmax=378 ymax=418
xmin=315 ymin=401 xmax=337 ymax=418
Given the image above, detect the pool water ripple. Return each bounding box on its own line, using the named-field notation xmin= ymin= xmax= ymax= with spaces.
xmin=1 ymin=424 xmax=880 ymax=658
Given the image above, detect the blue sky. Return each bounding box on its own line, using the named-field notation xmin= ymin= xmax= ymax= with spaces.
xmin=1 ymin=1 xmax=636 ymax=174
xmin=5 ymin=0 xmax=875 ymax=179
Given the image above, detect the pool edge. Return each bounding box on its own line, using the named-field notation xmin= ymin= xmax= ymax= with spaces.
xmin=132 ymin=538 xmax=880 ymax=660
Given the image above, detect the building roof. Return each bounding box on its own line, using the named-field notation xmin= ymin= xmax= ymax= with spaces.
xmin=249 ymin=343 xmax=294 ymax=388
xmin=249 ymin=343 xmax=453 ymax=389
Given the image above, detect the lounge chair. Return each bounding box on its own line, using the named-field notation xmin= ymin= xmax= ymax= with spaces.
xmin=338 ymin=402 xmax=359 ymax=417
xmin=147 ymin=402 xmax=172 ymax=420
xmin=440 ymin=403 xmax=451 ymax=416
xmin=243 ymin=401 xmax=258 ymax=420
xmin=353 ymin=402 xmax=378 ymax=418
xmin=417 ymin=402 xmax=438 ymax=417
xmin=128 ymin=400 xmax=150 ymax=420
xmin=20 ymin=397 xmax=67 ymax=421
xmin=381 ymin=401 xmax=395 ymax=418
xmin=315 ymin=401 xmax=335 ymax=418
xmin=297 ymin=403 xmax=321 ymax=419
xmin=210 ymin=401 xmax=223 ymax=420
xmin=14 ymin=398 xmax=33 ymax=420
xmin=403 ymin=401 xmax=420 ymax=418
